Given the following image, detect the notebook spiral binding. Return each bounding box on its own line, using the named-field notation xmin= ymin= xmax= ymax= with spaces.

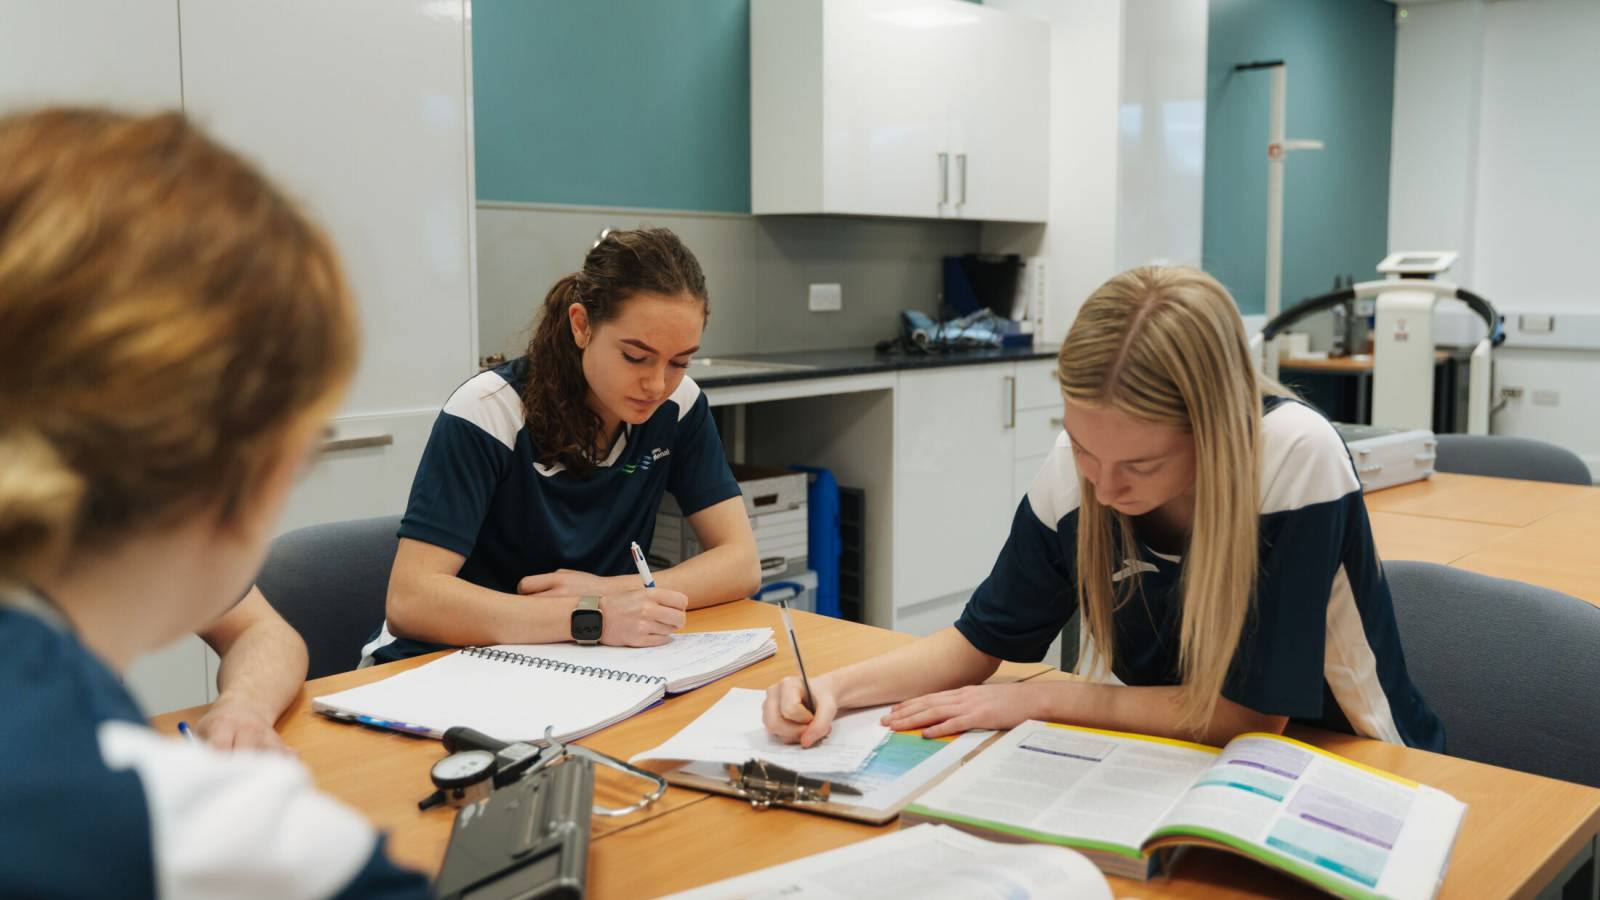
xmin=463 ymin=646 xmax=666 ymax=685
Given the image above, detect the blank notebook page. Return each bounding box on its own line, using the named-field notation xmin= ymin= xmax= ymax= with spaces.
xmin=312 ymin=650 xmax=664 ymax=742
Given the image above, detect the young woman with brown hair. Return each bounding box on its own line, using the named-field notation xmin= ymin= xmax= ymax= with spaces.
xmin=765 ymin=266 xmax=1444 ymax=751
xmin=369 ymin=228 xmax=760 ymax=663
xmin=0 ymin=108 xmax=426 ymax=896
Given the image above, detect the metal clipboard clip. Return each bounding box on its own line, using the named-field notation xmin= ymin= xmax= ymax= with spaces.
xmin=532 ymin=727 xmax=668 ymax=818
xmin=723 ymin=759 xmax=863 ymax=810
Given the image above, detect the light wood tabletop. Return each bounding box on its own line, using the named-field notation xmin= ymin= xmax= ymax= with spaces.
xmin=1364 ymin=473 xmax=1600 ymax=607
xmin=148 ymin=600 xmax=1054 ymax=877
xmin=592 ymin=717 xmax=1600 ymax=900
xmin=152 ymin=600 xmax=1600 ymax=899
xmin=1363 ymin=472 xmax=1594 ymax=528
xmin=1367 ymin=510 xmax=1517 ymax=566
xmin=1450 ymin=491 xmax=1600 ymax=606
xmin=1279 ymin=351 xmax=1448 ymax=375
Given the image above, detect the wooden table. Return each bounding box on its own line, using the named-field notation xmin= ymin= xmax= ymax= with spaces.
xmin=599 ymin=671 xmax=1600 ymax=900
xmin=153 ymin=599 xmax=1600 ymax=899
xmin=150 ymin=601 xmax=1054 ymax=877
xmin=1365 ymin=473 xmax=1600 ymax=607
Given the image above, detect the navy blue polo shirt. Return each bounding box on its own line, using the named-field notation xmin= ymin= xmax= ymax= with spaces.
xmin=0 ymin=589 xmax=428 ymax=898
xmin=366 ymin=357 xmax=740 ymax=662
xmin=955 ymin=396 xmax=1445 ymax=751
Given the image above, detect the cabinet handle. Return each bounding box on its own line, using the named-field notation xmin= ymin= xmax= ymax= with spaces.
xmin=1049 ymin=417 xmax=1063 ymax=428
xmin=957 ymin=153 xmax=967 ymax=206
xmin=321 ymin=434 xmax=394 ymax=453
xmin=938 ymin=152 xmax=949 ymax=205
xmin=1004 ymin=375 xmax=1016 ymax=429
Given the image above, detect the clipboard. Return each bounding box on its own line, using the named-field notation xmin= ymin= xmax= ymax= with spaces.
xmin=662 ymin=729 xmax=997 ymax=824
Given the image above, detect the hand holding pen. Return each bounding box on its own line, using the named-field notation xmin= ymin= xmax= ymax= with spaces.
xmin=761 ymin=602 xmax=840 ymax=748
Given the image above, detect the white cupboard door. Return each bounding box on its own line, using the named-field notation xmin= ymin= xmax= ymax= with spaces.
xmin=1013 ymin=358 xmax=1060 ymax=410
xmin=178 ymin=0 xmax=476 ymax=417
xmin=893 ymin=365 xmax=1018 ymax=610
xmin=821 ymin=0 xmax=953 ymax=219
xmin=952 ymin=7 xmax=1050 ymax=222
xmin=0 ymin=0 xmax=180 ymax=113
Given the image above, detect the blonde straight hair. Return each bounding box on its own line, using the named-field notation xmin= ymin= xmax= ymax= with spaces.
xmin=1058 ymin=266 xmax=1289 ymax=734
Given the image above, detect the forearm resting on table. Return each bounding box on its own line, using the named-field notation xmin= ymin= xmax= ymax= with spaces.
xmin=650 ymin=540 xmax=761 ymax=609
xmin=1033 ymin=680 xmax=1288 ymax=746
xmin=828 ymin=627 xmax=1002 ymax=710
xmin=387 ymin=569 xmax=575 ymax=646
xmin=199 ymin=590 xmax=307 ymax=723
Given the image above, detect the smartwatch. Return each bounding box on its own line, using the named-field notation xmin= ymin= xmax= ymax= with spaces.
xmin=571 ymin=595 xmax=603 ymax=645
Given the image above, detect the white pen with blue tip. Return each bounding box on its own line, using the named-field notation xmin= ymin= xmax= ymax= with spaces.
xmin=630 ymin=541 xmax=656 ymax=588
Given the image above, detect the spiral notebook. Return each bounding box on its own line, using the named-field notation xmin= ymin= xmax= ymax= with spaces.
xmin=311 ymin=629 xmax=775 ymax=744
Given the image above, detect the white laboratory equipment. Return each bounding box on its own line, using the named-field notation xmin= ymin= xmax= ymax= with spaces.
xmin=1252 ymin=250 xmax=1504 ymax=435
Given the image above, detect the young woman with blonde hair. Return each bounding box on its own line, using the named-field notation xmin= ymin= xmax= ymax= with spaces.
xmin=0 ymin=108 xmax=427 ymax=896
xmin=765 ymin=266 xmax=1443 ymax=750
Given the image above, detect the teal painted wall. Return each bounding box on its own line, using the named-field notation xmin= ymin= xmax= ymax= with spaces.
xmin=1203 ymin=0 xmax=1396 ymax=315
xmin=473 ymin=0 xmax=752 ymax=212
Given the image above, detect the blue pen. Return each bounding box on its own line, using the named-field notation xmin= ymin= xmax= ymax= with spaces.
xmin=354 ymin=714 xmax=435 ymax=736
xmin=630 ymin=541 xmax=656 ymax=588
xmin=176 ymin=721 xmax=200 ymax=744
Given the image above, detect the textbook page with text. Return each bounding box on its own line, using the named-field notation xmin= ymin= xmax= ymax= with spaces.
xmin=904 ymin=720 xmax=1464 ymax=899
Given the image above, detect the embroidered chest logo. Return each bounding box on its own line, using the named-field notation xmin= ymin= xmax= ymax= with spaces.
xmin=621 ymin=447 xmax=671 ymax=475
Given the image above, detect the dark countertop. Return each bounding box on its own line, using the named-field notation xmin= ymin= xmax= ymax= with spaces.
xmin=688 ymin=344 xmax=1056 ymax=388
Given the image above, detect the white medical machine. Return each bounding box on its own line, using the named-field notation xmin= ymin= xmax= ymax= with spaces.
xmin=1253 ymin=250 xmax=1504 ymax=435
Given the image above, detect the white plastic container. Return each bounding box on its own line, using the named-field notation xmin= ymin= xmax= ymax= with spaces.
xmin=1334 ymin=424 xmax=1437 ymax=493
xmin=752 ymin=570 xmax=818 ymax=614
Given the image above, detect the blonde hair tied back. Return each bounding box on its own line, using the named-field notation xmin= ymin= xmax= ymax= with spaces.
xmin=0 ymin=427 xmax=85 ymax=586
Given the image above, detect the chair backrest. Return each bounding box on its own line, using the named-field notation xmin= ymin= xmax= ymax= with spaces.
xmin=1434 ymin=434 xmax=1593 ymax=485
xmin=256 ymin=516 xmax=402 ymax=679
xmin=1386 ymin=560 xmax=1600 ymax=787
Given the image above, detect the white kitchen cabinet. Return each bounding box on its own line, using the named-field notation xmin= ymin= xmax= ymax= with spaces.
xmin=945 ymin=6 xmax=1052 ymax=223
xmin=1012 ymin=358 xmax=1065 ymax=508
xmin=751 ymin=0 xmax=1049 ymax=223
xmin=891 ymin=358 xmax=1062 ymax=624
xmin=893 ymin=365 xmax=1019 ymax=613
xmin=0 ymin=0 xmax=180 ymax=113
xmin=180 ymin=1 xmax=478 ymax=531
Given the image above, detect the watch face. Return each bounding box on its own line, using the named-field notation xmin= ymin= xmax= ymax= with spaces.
xmin=432 ymin=749 xmax=495 ymax=788
xmin=571 ymin=608 xmax=603 ymax=642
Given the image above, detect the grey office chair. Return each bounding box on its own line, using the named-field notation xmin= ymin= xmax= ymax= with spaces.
xmin=1434 ymin=434 xmax=1593 ymax=485
xmin=255 ymin=515 xmax=402 ymax=679
xmin=1386 ymin=560 xmax=1600 ymax=788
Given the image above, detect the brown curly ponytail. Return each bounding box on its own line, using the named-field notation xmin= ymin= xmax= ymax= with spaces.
xmin=521 ymin=228 xmax=707 ymax=476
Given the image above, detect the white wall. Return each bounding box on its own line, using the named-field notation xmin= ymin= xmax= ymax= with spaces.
xmin=1391 ymin=0 xmax=1600 ymax=478
xmin=1389 ymin=0 xmax=1487 ymax=284
xmin=980 ymin=0 xmax=1207 ymax=341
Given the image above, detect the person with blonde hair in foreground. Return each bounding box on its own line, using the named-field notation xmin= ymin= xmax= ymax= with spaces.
xmin=0 ymin=108 xmax=428 ymax=897
xmin=766 ymin=266 xmax=1444 ymax=752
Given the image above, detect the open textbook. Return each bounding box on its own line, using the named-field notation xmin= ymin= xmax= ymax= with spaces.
xmin=904 ymin=721 xmax=1465 ymax=900
xmin=312 ymin=629 xmax=775 ymax=743
xmin=659 ymin=824 xmax=1112 ymax=900
xmin=631 ymin=687 xmax=991 ymax=823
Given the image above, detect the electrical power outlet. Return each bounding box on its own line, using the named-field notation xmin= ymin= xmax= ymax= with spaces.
xmin=808 ymin=283 xmax=842 ymax=313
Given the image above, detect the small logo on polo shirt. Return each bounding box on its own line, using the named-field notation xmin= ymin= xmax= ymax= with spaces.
xmin=1111 ymin=558 xmax=1159 ymax=583
xmin=623 ymin=447 xmax=671 ymax=475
